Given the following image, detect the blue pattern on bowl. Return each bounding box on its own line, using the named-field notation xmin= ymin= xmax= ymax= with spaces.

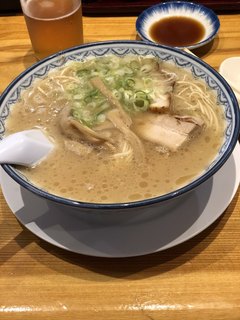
xmin=0 ymin=41 xmax=239 ymax=209
xmin=136 ymin=1 xmax=220 ymax=50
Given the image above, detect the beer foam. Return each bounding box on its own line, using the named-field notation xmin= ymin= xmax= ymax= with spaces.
xmin=24 ymin=0 xmax=81 ymax=20
xmin=39 ymin=1 xmax=55 ymax=9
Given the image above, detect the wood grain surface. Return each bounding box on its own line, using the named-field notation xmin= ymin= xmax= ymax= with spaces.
xmin=0 ymin=14 xmax=240 ymax=320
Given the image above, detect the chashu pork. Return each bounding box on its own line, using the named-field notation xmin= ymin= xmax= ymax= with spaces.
xmin=133 ymin=112 xmax=203 ymax=151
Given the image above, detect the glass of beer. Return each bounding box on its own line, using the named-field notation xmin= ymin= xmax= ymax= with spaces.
xmin=20 ymin=0 xmax=83 ymax=60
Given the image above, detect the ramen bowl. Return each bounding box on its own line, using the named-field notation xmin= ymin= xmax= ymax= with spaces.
xmin=0 ymin=41 xmax=239 ymax=213
xmin=136 ymin=1 xmax=220 ymax=50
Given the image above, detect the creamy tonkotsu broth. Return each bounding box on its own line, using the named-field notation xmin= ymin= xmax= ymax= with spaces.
xmin=6 ymin=54 xmax=225 ymax=203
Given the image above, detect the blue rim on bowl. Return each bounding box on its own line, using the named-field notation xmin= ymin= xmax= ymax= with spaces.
xmin=136 ymin=1 xmax=220 ymax=50
xmin=0 ymin=40 xmax=239 ymax=210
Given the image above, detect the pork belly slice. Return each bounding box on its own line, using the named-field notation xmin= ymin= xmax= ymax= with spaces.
xmin=174 ymin=115 xmax=205 ymax=127
xmin=149 ymin=93 xmax=172 ymax=114
xmin=133 ymin=113 xmax=202 ymax=151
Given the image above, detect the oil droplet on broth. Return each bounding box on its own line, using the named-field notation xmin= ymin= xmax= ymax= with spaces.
xmin=176 ymin=173 xmax=197 ymax=185
xmin=141 ymin=172 xmax=149 ymax=178
xmin=205 ymin=136 xmax=211 ymax=143
xmin=144 ymin=193 xmax=153 ymax=198
xmin=139 ymin=181 xmax=148 ymax=188
xmin=128 ymin=193 xmax=143 ymax=201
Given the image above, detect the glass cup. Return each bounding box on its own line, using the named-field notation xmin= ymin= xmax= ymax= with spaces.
xmin=20 ymin=0 xmax=84 ymax=60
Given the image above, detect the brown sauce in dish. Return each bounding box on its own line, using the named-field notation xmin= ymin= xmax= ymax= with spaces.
xmin=149 ymin=16 xmax=205 ymax=47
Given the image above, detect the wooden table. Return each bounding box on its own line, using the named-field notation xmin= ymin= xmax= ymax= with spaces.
xmin=0 ymin=14 xmax=240 ymax=320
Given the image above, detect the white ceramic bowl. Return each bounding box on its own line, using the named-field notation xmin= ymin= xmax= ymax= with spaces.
xmin=0 ymin=41 xmax=239 ymax=212
xmin=136 ymin=1 xmax=220 ymax=49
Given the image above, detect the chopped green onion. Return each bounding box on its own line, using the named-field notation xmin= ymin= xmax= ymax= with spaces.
xmin=64 ymin=55 xmax=162 ymax=126
xmin=130 ymin=60 xmax=140 ymax=69
xmin=112 ymin=90 xmax=122 ymax=100
xmin=125 ymin=78 xmax=135 ymax=89
xmin=76 ymin=69 xmax=90 ymax=77
xmin=133 ymin=99 xmax=149 ymax=112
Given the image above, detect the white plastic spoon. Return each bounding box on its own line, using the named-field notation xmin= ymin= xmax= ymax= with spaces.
xmin=0 ymin=129 xmax=54 ymax=167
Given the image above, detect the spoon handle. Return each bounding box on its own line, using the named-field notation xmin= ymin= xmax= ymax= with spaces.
xmin=0 ymin=130 xmax=53 ymax=166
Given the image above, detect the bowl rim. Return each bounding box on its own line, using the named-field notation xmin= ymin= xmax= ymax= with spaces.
xmin=136 ymin=0 xmax=220 ymax=50
xmin=0 ymin=40 xmax=239 ymax=210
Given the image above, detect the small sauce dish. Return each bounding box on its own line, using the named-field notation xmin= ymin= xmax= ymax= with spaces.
xmin=136 ymin=1 xmax=220 ymax=50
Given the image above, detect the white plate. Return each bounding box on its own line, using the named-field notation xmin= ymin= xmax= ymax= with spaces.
xmin=219 ymin=57 xmax=240 ymax=104
xmin=1 ymin=143 xmax=240 ymax=258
